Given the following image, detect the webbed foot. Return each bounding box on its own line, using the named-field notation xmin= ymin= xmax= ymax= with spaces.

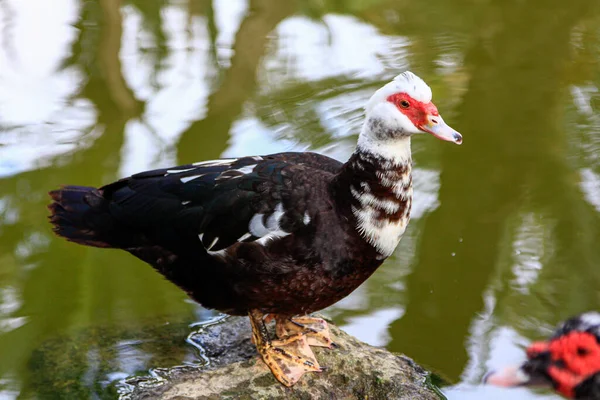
xmin=249 ymin=310 xmax=323 ymax=386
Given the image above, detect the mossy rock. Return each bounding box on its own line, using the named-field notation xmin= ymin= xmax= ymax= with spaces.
xmin=126 ymin=316 xmax=443 ymax=400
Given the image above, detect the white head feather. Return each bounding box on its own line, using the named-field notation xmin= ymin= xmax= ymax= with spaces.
xmin=365 ymin=71 xmax=432 ymax=114
xmin=358 ymin=71 xmax=433 ymax=164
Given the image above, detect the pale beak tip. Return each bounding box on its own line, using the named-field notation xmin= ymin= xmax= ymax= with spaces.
xmin=423 ymin=115 xmax=462 ymax=144
xmin=483 ymin=370 xmax=495 ymax=384
xmin=454 ymin=132 xmax=463 ymax=145
xmin=484 ymin=366 xmax=530 ymax=387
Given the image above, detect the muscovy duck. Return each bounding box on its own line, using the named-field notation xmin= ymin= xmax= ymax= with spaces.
xmin=485 ymin=312 xmax=600 ymax=399
xmin=48 ymin=71 xmax=462 ymax=386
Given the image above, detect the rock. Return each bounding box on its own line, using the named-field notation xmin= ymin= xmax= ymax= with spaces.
xmin=126 ymin=315 xmax=442 ymax=400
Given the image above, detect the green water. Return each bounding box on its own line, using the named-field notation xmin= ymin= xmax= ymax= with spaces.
xmin=1 ymin=0 xmax=600 ymax=398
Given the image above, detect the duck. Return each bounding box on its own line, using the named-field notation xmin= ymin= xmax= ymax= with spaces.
xmin=48 ymin=71 xmax=462 ymax=386
xmin=485 ymin=312 xmax=600 ymax=399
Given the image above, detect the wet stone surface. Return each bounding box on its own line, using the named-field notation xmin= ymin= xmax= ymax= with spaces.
xmin=125 ymin=316 xmax=442 ymax=400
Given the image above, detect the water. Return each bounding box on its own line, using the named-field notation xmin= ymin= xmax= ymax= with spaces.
xmin=1 ymin=0 xmax=600 ymax=398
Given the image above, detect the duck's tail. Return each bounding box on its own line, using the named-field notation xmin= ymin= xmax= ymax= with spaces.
xmin=48 ymin=185 xmax=117 ymax=248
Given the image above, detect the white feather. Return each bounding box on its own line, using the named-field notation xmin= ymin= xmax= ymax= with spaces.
xmin=166 ymin=168 xmax=196 ymax=174
xmin=303 ymin=212 xmax=311 ymax=225
xmin=579 ymin=312 xmax=600 ymax=327
xmin=351 ymin=186 xmax=400 ymax=213
xmin=206 ymin=237 xmax=219 ymax=251
xmin=193 ymin=158 xmax=237 ymax=166
xmin=238 ymin=232 xmax=252 ymax=242
xmin=376 ymin=170 xmax=413 ymax=200
xmin=197 ymin=235 xmax=226 ymax=256
xmin=366 ymin=71 xmax=432 ymax=111
xmin=394 ymin=185 xmax=413 ymax=200
xmin=207 ymin=248 xmax=227 ymax=257
xmin=236 ymin=165 xmax=255 ymax=174
xmin=255 ymin=231 xmax=290 ymax=245
xmin=266 ymin=203 xmax=285 ymax=230
xmin=180 ymin=175 xmax=205 ymax=183
xmin=249 ymin=213 xmax=269 ymax=237
xmin=357 ymin=134 xmax=412 ymax=165
xmin=351 ymin=206 xmax=408 ymax=257
xmin=248 ymin=203 xmax=290 ymax=246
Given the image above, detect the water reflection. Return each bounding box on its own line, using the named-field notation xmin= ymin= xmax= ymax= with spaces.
xmin=1 ymin=0 xmax=600 ymax=398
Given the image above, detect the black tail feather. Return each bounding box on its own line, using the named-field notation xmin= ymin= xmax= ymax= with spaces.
xmin=48 ymin=185 xmax=114 ymax=248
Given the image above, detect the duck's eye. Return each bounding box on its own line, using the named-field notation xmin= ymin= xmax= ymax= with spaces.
xmin=577 ymin=346 xmax=590 ymax=356
xmin=400 ymin=100 xmax=410 ymax=109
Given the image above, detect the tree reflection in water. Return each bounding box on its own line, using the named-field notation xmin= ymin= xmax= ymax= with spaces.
xmin=0 ymin=0 xmax=599 ymax=398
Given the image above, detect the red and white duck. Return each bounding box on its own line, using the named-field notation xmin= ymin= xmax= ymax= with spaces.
xmin=48 ymin=71 xmax=462 ymax=386
xmin=486 ymin=312 xmax=600 ymax=399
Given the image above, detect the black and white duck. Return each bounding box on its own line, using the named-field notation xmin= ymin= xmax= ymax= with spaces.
xmin=48 ymin=71 xmax=462 ymax=386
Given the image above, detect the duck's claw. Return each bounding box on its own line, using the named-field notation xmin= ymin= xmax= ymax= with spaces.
xmin=276 ymin=315 xmax=335 ymax=349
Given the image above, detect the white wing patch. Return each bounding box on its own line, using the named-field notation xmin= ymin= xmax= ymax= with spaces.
xmin=248 ymin=203 xmax=290 ymax=246
xmin=249 ymin=213 xmax=270 ymax=237
xmin=199 ymin=200 xmax=293 ymax=255
xmin=266 ymin=203 xmax=284 ymax=229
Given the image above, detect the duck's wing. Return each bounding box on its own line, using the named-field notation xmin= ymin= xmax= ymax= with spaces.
xmin=98 ymin=152 xmax=342 ymax=253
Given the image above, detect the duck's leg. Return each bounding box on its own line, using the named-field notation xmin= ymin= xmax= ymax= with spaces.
xmin=275 ymin=315 xmax=334 ymax=348
xmin=248 ymin=310 xmax=322 ymax=387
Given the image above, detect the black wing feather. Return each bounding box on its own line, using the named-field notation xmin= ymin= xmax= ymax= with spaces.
xmin=98 ymin=152 xmax=342 ymax=254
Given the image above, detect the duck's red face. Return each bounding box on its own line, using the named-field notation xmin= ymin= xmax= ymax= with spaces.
xmin=485 ymin=315 xmax=600 ymax=399
xmin=386 ymin=93 xmax=462 ymax=144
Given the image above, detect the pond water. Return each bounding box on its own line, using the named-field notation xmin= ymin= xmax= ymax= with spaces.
xmin=1 ymin=0 xmax=600 ymax=398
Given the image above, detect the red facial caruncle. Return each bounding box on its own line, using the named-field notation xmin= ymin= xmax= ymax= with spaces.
xmin=386 ymin=93 xmax=462 ymax=144
xmin=387 ymin=93 xmax=439 ymax=128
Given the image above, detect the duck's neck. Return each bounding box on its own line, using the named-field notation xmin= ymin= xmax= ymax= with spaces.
xmin=332 ymin=128 xmax=413 ymax=258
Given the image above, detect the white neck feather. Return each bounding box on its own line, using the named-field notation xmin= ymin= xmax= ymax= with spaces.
xmin=356 ymin=122 xmax=412 ymax=165
xmin=344 ymin=121 xmax=414 ymax=258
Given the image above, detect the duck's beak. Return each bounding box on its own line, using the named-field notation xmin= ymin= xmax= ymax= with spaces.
xmin=419 ymin=114 xmax=462 ymax=144
xmin=484 ymin=366 xmax=531 ymax=387
xmin=484 ymin=366 xmax=551 ymax=388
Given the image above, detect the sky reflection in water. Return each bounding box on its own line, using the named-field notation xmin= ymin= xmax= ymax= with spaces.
xmin=1 ymin=0 xmax=600 ymax=398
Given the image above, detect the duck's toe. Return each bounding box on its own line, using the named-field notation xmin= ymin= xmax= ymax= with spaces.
xmin=276 ymin=315 xmax=335 ymax=349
